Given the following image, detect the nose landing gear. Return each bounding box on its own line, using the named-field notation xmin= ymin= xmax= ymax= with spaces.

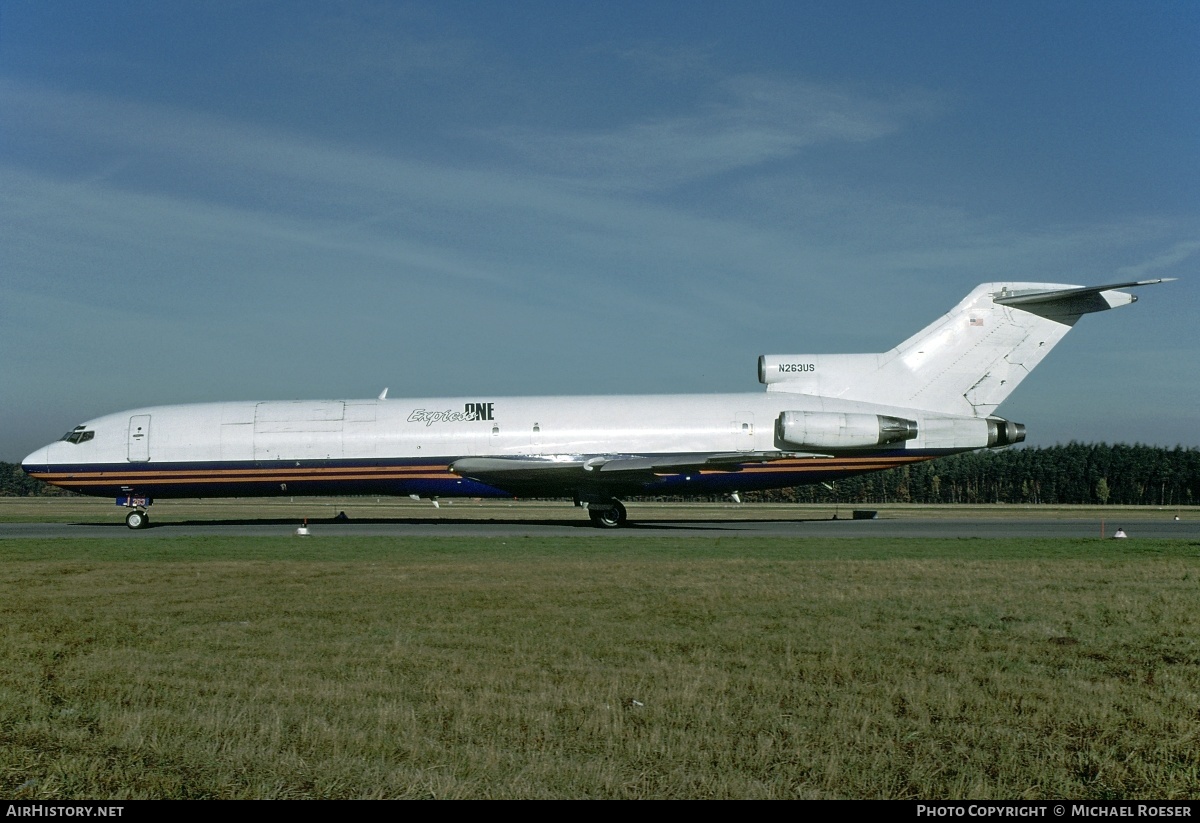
xmin=117 ymin=496 xmax=153 ymax=529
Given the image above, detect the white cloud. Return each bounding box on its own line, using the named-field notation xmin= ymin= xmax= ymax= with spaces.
xmin=484 ymin=75 xmax=937 ymax=190
xmin=1116 ymin=240 xmax=1200 ymax=278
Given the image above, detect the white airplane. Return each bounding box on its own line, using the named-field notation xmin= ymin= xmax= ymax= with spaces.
xmin=22 ymin=279 xmax=1171 ymax=529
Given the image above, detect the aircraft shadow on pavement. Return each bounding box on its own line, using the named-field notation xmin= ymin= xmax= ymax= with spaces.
xmin=69 ymin=515 xmax=846 ymax=531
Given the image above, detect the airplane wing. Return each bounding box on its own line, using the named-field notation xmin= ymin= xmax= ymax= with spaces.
xmin=449 ymin=451 xmax=827 ymax=491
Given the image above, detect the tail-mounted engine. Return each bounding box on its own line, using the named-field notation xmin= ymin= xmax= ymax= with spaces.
xmin=920 ymin=415 xmax=1026 ymax=449
xmin=776 ymin=411 xmax=918 ymax=450
xmin=986 ymin=418 xmax=1026 ymax=447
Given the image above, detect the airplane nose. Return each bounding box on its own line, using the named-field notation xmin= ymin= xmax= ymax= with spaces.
xmin=21 ymin=445 xmax=50 ymax=473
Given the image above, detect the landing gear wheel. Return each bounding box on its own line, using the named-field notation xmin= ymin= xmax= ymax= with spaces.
xmin=126 ymin=510 xmax=149 ymax=530
xmin=588 ymin=500 xmax=627 ymax=529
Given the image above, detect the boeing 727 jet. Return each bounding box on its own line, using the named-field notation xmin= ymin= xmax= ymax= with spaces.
xmin=22 ymin=280 xmax=1171 ymax=528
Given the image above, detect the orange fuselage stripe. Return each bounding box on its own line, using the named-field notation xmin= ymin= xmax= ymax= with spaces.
xmin=32 ymin=454 xmax=931 ymax=487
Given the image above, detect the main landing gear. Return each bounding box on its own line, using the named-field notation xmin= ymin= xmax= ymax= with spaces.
xmin=587 ymin=500 xmax=628 ymax=529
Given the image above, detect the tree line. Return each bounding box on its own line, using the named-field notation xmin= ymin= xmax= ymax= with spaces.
xmin=4 ymin=442 xmax=1199 ymax=505
xmin=745 ymin=443 xmax=1200 ymax=506
xmin=2 ymin=461 xmax=67 ymax=496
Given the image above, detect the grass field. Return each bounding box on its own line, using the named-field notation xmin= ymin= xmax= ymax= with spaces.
xmin=2 ymin=530 xmax=1199 ymax=799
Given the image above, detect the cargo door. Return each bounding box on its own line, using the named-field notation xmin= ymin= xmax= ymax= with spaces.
xmin=254 ymin=401 xmax=345 ymax=461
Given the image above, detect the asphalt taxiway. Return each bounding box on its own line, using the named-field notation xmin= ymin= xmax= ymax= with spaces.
xmin=3 ymin=516 xmax=1198 ymax=539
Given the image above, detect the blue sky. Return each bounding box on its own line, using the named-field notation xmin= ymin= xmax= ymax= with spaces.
xmin=2 ymin=1 xmax=1197 ymax=461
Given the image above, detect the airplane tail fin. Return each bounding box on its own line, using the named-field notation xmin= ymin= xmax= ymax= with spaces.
xmin=760 ymin=279 xmax=1172 ymax=417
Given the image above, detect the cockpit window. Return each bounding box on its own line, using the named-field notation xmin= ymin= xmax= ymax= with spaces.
xmin=60 ymin=426 xmax=94 ymax=444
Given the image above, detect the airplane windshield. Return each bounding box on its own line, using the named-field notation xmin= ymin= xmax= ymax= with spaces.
xmin=60 ymin=427 xmax=94 ymax=444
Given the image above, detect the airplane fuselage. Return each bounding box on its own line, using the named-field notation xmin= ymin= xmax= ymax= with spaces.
xmin=21 ymin=392 xmax=964 ymax=501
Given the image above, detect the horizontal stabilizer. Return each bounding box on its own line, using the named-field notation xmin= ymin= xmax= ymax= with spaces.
xmin=993 ymin=278 xmax=1175 ymax=312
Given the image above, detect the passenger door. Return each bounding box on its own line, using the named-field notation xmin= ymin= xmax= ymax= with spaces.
xmin=128 ymin=415 xmax=151 ymax=462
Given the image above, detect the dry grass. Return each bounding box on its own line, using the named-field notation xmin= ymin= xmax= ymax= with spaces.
xmin=2 ymin=536 xmax=1198 ymax=798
